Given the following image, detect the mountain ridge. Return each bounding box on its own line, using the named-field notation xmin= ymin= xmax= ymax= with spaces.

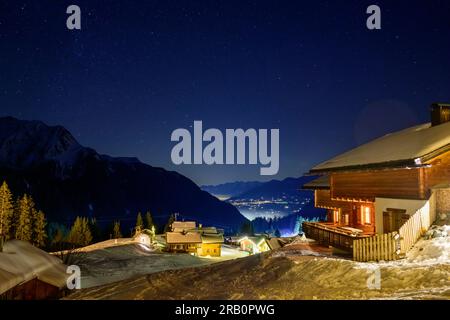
xmin=0 ymin=116 xmax=247 ymax=232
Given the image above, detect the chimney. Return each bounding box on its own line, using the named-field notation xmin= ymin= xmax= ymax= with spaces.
xmin=430 ymin=103 xmax=450 ymax=126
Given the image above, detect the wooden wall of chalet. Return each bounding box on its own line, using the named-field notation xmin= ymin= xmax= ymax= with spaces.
xmin=425 ymin=150 xmax=450 ymax=192
xmin=315 ymin=189 xmax=375 ymax=231
xmin=200 ymin=243 xmax=221 ymax=257
xmin=328 ymin=150 xmax=450 ymax=201
xmin=316 ymin=189 xmax=355 ymax=212
xmin=0 ymin=278 xmax=63 ymax=300
xmin=331 ymin=168 xmax=425 ymax=201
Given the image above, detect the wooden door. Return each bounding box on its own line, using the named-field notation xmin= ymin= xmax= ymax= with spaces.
xmin=384 ymin=208 xmax=407 ymax=232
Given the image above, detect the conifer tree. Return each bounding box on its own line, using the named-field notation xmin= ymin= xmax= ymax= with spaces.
xmin=33 ymin=210 xmax=47 ymax=248
xmin=68 ymin=217 xmax=93 ymax=247
xmin=145 ymin=211 xmax=154 ymax=230
xmin=135 ymin=212 xmax=143 ymax=233
xmin=164 ymin=213 xmax=176 ymax=233
xmin=113 ymin=221 xmax=122 ymax=239
xmin=88 ymin=218 xmax=102 ymax=242
xmin=240 ymin=221 xmax=254 ymax=236
xmin=51 ymin=225 xmax=66 ymax=249
xmin=274 ymin=228 xmax=281 ymax=238
xmin=68 ymin=217 xmax=81 ymax=245
xmin=15 ymin=194 xmax=33 ymax=241
xmin=0 ymin=181 xmax=14 ymax=240
xmin=81 ymin=217 xmax=93 ymax=246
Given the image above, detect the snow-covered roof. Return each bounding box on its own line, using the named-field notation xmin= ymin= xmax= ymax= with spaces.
xmin=166 ymin=232 xmax=202 ymax=244
xmin=201 ymin=234 xmax=224 ymax=244
xmin=267 ymin=238 xmax=282 ymax=250
xmin=0 ymin=240 xmax=68 ymax=295
xmin=239 ymin=236 xmax=267 ymax=245
xmin=303 ymin=175 xmax=330 ymax=189
xmin=171 ymin=221 xmax=196 ymax=232
xmin=311 ymin=121 xmax=450 ymax=173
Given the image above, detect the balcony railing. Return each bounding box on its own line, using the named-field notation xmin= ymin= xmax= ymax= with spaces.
xmin=302 ymin=222 xmax=371 ymax=251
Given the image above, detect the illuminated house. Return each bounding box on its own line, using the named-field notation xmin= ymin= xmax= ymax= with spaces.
xmin=165 ymin=221 xmax=224 ymax=257
xmin=166 ymin=231 xmax=202 ymax=254
xmin=199 ymin=231 xmax=224 ymax=257
xmin=303 ymin=103 xmax=450 ymax=260
xmin=237 ymin=236 xmax=270 ymax=254
xmin=171 ymin=221 xmax=197 ymax=233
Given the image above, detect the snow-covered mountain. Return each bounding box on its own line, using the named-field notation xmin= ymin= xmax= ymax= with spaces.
xmin=0 ymin=116 xmax=248 ymax=232
xmin=0 ymin=117 xmax=84 ymax=168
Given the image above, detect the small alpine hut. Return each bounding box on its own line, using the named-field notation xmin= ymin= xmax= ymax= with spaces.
xmin=0 ymin=240 xmax=69 ymax=300
xmin=302 ymin=103 xmax=450 ymax=261
xmin=237 ymin=236 xmax=270 ymax=254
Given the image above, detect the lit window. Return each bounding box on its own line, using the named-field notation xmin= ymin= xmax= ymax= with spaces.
xmin=362 ymin=206 xmax=371 ymax=224
xmin=333 ymin=210 xmax=340 ymax=223
xmin=344 ymin=214 xmax=349 ymax=225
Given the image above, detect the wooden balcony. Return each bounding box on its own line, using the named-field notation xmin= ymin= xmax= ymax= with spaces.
xmin=302 ymin=222 xmax=372 ymax=252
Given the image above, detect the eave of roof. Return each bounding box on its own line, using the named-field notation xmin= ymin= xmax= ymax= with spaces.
xmin=166 ymin=232 xmax=202 ymax=244
xmin=309 ymin=158 xmax=422 ymax=174
xmin=302 ymin=175 xmax=331 ymax=189
xmin=201 ymin=234 xmax=224 ymax=244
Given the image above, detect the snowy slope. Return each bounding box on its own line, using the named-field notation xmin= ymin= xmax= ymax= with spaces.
xmin=59 ymin=240 xmax=248 ymax=289
xmin=66 ymin=225 xmax=449 ymax=300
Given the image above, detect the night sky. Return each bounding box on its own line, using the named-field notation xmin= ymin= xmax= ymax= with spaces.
xmin=1 ymin=1 xmax=450 ymax=185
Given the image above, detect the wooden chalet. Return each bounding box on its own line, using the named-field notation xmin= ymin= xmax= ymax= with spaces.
xmin=165 ymin=221 xmax=224 ymax=257
xmin=199 ymin=232 xmax=224 ymax=257
xmin=171 ymin=221 xmax=197 ymax=233
xmin=0 ymin=240 xmax=69 ymax=300
xmin=237 ymin=236 xmax=270 ymax=254
xmin=303 ymin=103 xmax=450 ymax=261
xmin=165 ymin=231 xmax=202 ymax=254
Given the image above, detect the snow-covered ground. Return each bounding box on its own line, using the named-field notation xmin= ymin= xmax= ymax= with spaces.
xmin=68 ymin=239 xmax=249 ymax=289
xmin=66 ymin=225 xmax=449 ymax=300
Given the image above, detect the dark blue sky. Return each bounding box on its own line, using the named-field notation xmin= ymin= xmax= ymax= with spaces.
xmin=1 ymin=1 xmax=450 ymax=185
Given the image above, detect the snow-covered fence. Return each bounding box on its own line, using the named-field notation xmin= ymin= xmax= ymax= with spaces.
xmin=398 ymin=196 xmax=436 ymax=254
xmin=354 ymin=194 xmax=436 ymax=262
xmin=353 ymin=232 xmax=400 ymax=262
